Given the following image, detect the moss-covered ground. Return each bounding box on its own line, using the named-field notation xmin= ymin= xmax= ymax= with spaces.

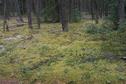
xmin=0 ymin=20 xmax=126 ymax=84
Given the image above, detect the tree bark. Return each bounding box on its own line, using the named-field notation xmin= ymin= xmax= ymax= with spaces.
xmin=26 ymin=0 xmax=33 ymax=29
xmin=58 ymin=0 xmax=69 ymax=32
xmin=118 ymin=0 xmax=125 ymax=23
xmin=34 ymin=0 xmax=41 ymax=29
xmin=3 ymin=0 xmax=9 ymax=32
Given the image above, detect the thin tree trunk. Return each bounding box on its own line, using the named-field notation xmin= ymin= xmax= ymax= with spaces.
xmin=94 ymin=0 xmax=99 ymax=24
xmin=118 ymin=0 xmax=125 ymax=23
xmin=58 ymin=0 xmax=69 ymax=32
xmin=15 ymin=0 xmax=24 ymax=23
xmin=27 ymin=0 xmax=33 ymax=29
xmin=34 ymin=0 xmax=41 ymax=29
xmin=3 ymin=0 xmax=9 ymax=32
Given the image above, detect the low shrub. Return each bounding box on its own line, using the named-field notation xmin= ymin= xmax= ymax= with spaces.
xmin=118 ymin=21 xmax=126 ymax=32
xmin=70 ymin=8 xmax=82 ymax=22
xmin=83 ymin=22 xmax=113 ymax=35
xmin=84 ymin=23 xmax=98 ymax=34
xmin=38 ymin=44 xmax=50 ymax=55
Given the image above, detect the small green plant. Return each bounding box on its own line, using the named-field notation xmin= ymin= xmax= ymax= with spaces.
xmin=118 ymin=21 xmax=126 ymax=32
xmin=84 ymin=23 xmax=113 ymax=35
xmin=70 ymin=8 xmax=81 ymax=22
xmin=38 ymin=44 xmax=50 ymax=55
xmin=67 ymin=81 xmax=76 ymax=84
xmin=84 ymin=23 xmax=98 ymax=34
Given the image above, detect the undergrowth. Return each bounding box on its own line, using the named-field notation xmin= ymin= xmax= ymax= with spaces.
xmin=0 ymin=20 xmax=126 ymax=84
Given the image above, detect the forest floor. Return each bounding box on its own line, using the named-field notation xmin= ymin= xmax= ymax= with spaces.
xmin=0 ymin=20 xmax=126 ymax=84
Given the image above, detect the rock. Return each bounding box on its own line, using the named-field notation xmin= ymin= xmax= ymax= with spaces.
xmin=17 ymin=23 xmax=24 ymax=27
xmin=3 ymin=35 xmax=24 ymax=41
xmin=102 ymin=52 xmax=118 ymax=60
xmin=4 ymin=37 xmax=17 ymax=41
xmin=16 ymin=35 xmax=24 ymax=39
xmin=116 ymin=65 xmax=126 ymax=72
xmin=0 ymin=45 xmax=5 ymax=53
xmin=120 ymin=57 xmax=126 ymax=61
xmin=25 ymin=35 xmax=33 ymax=40
xmin=81 ymin=56 xmax=97 ymax=63
xmin=17 ymin=45 xmax=26 ymax=49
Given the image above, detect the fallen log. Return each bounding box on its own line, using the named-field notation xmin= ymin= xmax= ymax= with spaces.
xmin=120 ymin=57 xmax=126 ymax=61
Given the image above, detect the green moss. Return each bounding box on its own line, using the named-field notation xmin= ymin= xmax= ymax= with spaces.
xmin=0 ymin=20 xmax=126 ymax=84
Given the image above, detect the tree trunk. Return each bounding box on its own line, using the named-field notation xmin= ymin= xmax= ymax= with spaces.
xmin=26 ymin=0 xmax=33 ymax=29
xmin=94 ymin=0 xmax=99 ymax=24
xmin=3 ymin=0 xmax=9 ymax=32
xmin=58 ymin=0 xmax=69 ymax=32
xmin=118 ymin=0 xmax=125 ymax=23
xmin=34 ymin=0 xmax=41 ymax=29
xmin=15 ymin=0 xmax=24 ymax=23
